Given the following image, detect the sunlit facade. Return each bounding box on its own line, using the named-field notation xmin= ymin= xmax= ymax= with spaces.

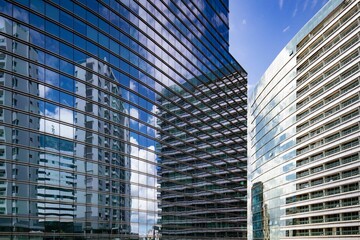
xmin=0 ymin=0 xmax=247 ymax=239
xmin=248 ymin=0 xmax=359 ymax=239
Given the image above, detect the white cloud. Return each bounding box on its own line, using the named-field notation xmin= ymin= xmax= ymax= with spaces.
xmin=147 ymin=105 xmax=158 ymax=135
xmin=40 ymin=107 xmax=74 ymax=139
xmin=129 ymin=136 xmax=158 ymax=235
xmin=147 ymin=105 xmax=157 ymax=126
xmin=129 ymin=80 xmax=137 ymax=90
xmin=311 ymin=0 xmax=318 ymax=9
xmin=292 ymin=4 xmax=298 ymax=17
xmin=282 ymin=26 xmax=290 ymax=33
xmin=279 ymin=0 xmax=284 ymax=9
xmin=303 ymin=0 xmax=309 ymax=11
xmin=59 ymin=108 xmax=74 ymax=124
xmin=39 ymin=85 xmax=51 ymax=98
xmin=129 ymin=107 xmax=139 ymax=123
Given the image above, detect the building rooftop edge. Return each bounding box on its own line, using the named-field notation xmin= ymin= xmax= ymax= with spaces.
xmin=249 ymin=0 xmax=344 ymax=102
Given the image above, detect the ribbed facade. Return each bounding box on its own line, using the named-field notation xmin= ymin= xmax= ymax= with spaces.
xmin=248 ymin=0 xmax=359 ymax=239
xmin=159 ymin=72 xmax=247 ymax=239
xmin=0 ymin=0 xmax=247 ymax=239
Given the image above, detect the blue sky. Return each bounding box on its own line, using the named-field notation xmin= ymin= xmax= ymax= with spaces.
xmin=229 ymin=0 xmax=329 ymax=92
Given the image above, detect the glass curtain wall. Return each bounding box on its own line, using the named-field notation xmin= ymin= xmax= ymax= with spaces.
xmin=0 ymin=0 xmax=247 ymax=239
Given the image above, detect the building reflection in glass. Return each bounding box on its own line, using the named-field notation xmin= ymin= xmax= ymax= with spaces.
xmin=0 ymin=0 xmax=247 ymax=239
xmin=251 ymin=182 xmax=270 ymax=240
xmin=0 ymin=16 xmax=133 ymax=236
xmin=0 ymin=14 xmax=43 ymax=233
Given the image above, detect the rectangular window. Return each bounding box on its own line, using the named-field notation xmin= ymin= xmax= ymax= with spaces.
xmin=311 ymin=190 xmax=324 ymax=199
xmin=325 ymin=200 xmax=340 ymax=209
xmin=342 ymin=153 xmax=359 ymax=164
xmin=326 ymin=186 xmax=340 ymax=195
xmin=311 ymin=216 xmax=323 ymax=223
xmin=311 ymin=178 xmax=323 ymax=186
xmin=342 ymin=139 xmax=359 ymax=150
xmin=326 ymin=214 xmax=340 ymax=222
xmin=311 ymin=203 xmax=323 ymax=211
xmin=342 ymin=109 xmax=359 ymax=122
xmin=311 ymin=229 xmax=324 ymax=236
xmin=310 ymin=113 xmax=324 ymax=124
xmin=325 ymin=160 xmax=340 ymax=169
xmin=325 ymin=146 xmax=340 ymax=156
xmin=325 ymin=118 xmax=340 ymax=129
xmin=342 ymin=197 xmax=359 ymax=206
xmin=342 ymin=212 xmax=359 ymax=221
xmin=325 ymin=91 xmax=340 ymax=103
xmin=343 ymin=183 xmax=359 ymax=192
xmin=342 ymin=124 xmax=359 ymax=136
xmin=325 ymin=132 xmax=340 ymax=143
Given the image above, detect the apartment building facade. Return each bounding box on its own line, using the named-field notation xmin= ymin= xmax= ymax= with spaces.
xmin=248 ymin=0 xmax=359 ymax=239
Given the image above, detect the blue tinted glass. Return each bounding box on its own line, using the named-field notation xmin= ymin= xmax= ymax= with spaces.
xmin=45 ymin=69 xmax=59 ymax=87
xmin=86 ymin=25 xmax=97 ymax=42
xmin=45 ymin=3 xmax=59 ymax=21
xmin=45 ymin=53 xmax=59 ymax=70
xmin=60 ymin=91 xmax=74 ymax=107
xmin=60 ymin=59 xmax=74 ymax=75
xmin=45 ymin=36 xmax=59 ymax=54
xmin=73 ymin=34 xmax=86 ymax=50
xmin=73 ymin=4 xmax=86 ymax=19
xmin=60 ymin=10 xmax=73 ymax=28
xmin=59 ymin=75 xmax=74 ymax=92
xmin=86 ymin=41 xmax=97 ymax=56
xmin=13 ymin=5 xmax=28 ymax=23
xmin=29 ymin=12 xmax=44 ymax=30
xmin=74 ymin=18 xmax=86 ymax=35
xmin=59 ymin=42 xmax=73 ymax=60
xmin=73 ymin=48 xmax=86 ymax=62
xmin=45 ymin=87 xmax=59 ymax=103
xmin=30 ymin=0 xmax=45 ymax=13
xmin=60 ymin=28 xmax=73 ymax=43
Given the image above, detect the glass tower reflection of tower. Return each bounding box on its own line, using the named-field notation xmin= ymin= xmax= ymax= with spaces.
xmin=0 ymin=0 xmax=247 ymax=239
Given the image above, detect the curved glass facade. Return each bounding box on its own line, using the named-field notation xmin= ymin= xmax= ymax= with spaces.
xmin=248 ymin=0 xmax=359 ymax=239
xmin=0 ymin=0 xmax=247 ymax=239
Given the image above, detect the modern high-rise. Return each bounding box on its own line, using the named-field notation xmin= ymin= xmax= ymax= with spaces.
xmin=248 ymin=0 xmax=359 ymax=239
xmin=0 ymin=0 xmax=247 ymax=239
xmin=159 ymin=70 xmax=247 ymax=239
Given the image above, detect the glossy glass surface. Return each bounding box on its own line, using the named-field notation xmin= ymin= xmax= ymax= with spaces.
xmin=0 ymin=0 xmax=247 ymax=239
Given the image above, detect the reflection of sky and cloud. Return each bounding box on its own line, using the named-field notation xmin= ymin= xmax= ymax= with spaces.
xmin=38 ymin=68 xmax=75 ymax=140
xmin=128 ymin=90 xmax=159 ymax=235
xmin=130 ymin=135 xmax=158 ymax=236
xmin=0 ymin=0 xmax=245 ymax=238
xmin=39 ymin=104 xmax=74 ymax=139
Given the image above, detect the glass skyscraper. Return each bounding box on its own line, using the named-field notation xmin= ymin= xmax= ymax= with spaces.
xmin=159 ymin=71 xmax=247 ymax=238
xmin=0 ymin=0 xmax=247 ymax=239
xmin=248 ymin=0 xmax=359 ymax=239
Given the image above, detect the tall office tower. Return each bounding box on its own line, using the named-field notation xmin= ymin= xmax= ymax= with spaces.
xmin=159 ymin=71 xmax=247 ymax=239
xmin=248 ymin=0 xmax=359 ymax=239
xmin=0 ymin=0 xmax=247 ymax=239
